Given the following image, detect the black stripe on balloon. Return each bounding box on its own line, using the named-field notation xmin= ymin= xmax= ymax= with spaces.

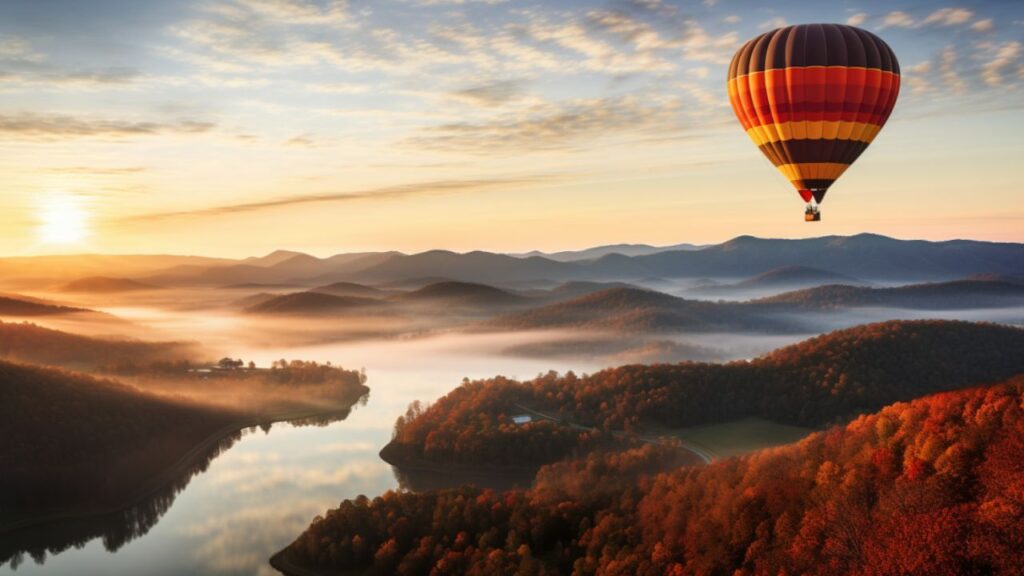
xmin=804 ymin=179 xmax=836 ymax=192
xmin=759 ymin=139 xmax=868 ymax=166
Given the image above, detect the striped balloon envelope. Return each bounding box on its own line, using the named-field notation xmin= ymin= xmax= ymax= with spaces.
xmin=727 ymin=24 xmax=900 ymax=220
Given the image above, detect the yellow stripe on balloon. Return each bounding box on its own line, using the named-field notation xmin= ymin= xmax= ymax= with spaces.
xmin=776 ymin=162 xmax=850 ymax=182
xmin=745 ymin=121 xmax=882 ymax=146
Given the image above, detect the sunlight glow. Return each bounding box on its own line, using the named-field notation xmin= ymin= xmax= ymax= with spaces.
xmin=37 ymin=193 xmax=89 ymax=245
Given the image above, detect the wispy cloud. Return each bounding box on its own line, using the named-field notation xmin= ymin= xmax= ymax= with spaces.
xmin=403 ymin=96 xmax=684 ymax=154
xmin=40 ymin=166 xmax=148 ymax=175
xmin=412 ymin=0 xmax=508 ymax=5
xmin=758 ymin=17 xmax=788 ymax=30
xmin=980 ymin=41 xmax=1022 ymax=86
xmin=971 ymin=19 xmax=994 ymax=33
xmin=879 ymin=6 xmax=978 ymax=29
xmin=880 ymin=11 xmax=915 ymax=29
xmin=235 ymin=0 xmax=350 ymax=26
xmin=449 ymin=79 xmax=526 ymax=106
xmin=940 ymin=45 xmax=967 ymax=93
xmin=0 ymin=113 xmax=214 ymax=140
xmin=920 ymin=7 xmax=973 ymax=27
xmin=0 ymin=68 xmax=145 ymax=92
xmin=0 ymin=34 xmax=45 ymax=63
xmin=847 ymin=13 xmax=868 ymax=26
xmin=121 ymin=176 xmax=558 ymax=222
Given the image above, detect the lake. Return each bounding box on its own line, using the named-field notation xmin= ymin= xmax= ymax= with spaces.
xmin=1 ymin=331 xmax=601 ymax=575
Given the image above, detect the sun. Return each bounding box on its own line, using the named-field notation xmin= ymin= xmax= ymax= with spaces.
xmin=37 ymin=193 xmax=89 ymax=245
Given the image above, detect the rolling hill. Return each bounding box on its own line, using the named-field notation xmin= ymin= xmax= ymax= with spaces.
xmin=351 ymin=250 xmax=578 ymax=285
xmin=759 ymin=278 xmax=1024 ymax=310
xmin=697 ymin=265 xmax=867 ymax=295
xmin=78 ymin=235 xmax=1024 ymax=289
xmin=0 ymin=296 xmax=90 ymax=316
xmin=535 ymin=280 xmax=639 ymax=301
xmin=0 ymin=254 xmax=233 ymax=286
xmin=60 ymin=276 xmax=160 ymax=293
xmin=0 ymin=321 xmax=197 ymax=370
xmin=514 ymin=242 xmax=704 ymax=262
xmin=0 ymin=360 xmax=235 ymax=515
xmin=241 ymin=249 xmax=311 ymax=267
xmin=279 ymin=376 xmax=1024 ymax=576
xmin=384 ymin=320 xmax=1024 ymax=469
xmin=483 ymin=287 xmax=791 ymax=333
xmin=394 ymin=281 xmax=528 ymax=308
xmin=246 ymin=292 xmax=385 ymax=315
xmin=310 ymin=282 xmax=388 ymax=299
xmin=600 ymin=233 xmax=1024 ymax=281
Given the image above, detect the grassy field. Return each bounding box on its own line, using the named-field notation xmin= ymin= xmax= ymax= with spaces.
xmin=656 ymin=417 xmax=814 ymax=459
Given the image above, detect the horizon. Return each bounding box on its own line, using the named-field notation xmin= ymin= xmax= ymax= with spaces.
xmin=4 ymin=230 xmax=1023 ymax=261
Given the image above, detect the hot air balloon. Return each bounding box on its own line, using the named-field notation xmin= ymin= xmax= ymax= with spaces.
xmin=727 ymin=24 xmax=900 ymax=221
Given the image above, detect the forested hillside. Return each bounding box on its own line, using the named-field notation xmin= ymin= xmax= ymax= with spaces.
xmin=0 ymin=361 xmax=235 ymax=514
xmin=385 ymin=321 xmax=1024 ymax=467
xmin=483 ymin=287 xmax=792 ymax=333
xmin=759 ymin=278 xmax=1024 ymax=309
xmin=277 ymin=377 xmax=1024 ymax=575
xmin=0 ymin=321 xmax=197 ymax=370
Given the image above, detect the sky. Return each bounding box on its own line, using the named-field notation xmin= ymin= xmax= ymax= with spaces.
xmin=0 ymin=0 xmax=1022 ymax=257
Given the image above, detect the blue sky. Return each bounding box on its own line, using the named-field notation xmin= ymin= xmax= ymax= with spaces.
xmin=0 ymin=0 xmax=1022 ymax=256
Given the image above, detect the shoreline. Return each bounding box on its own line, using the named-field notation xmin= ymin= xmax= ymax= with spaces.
xmin=270 ymin=549 xmax=348 ymax=576
xmin=378 ymin=440 xmax=544 ymax=477
xmin=0 ymin=387 xmax=368 ymax=537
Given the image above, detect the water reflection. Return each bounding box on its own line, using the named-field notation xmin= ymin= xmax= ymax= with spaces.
xmin=0 ymin=409 xmax=360 ymax=572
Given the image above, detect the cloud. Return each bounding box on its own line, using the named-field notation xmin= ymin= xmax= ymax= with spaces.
xmin=520 ymin=16 xmax=674 ymax=73
xmin=403 ymin=96 xmax=684 ymax=154
xmin=722 ymin=15 xmax=740 ymax=24
xmin=940 ymin=45 xmax=967 ymax=93
xmin=40 ymin=166 xmax=148 ymax=175
xmin=166 ymin=0 xmax=359 ymax=73
xmin=758 ymin=17 xmax=787 ymax=30
xmin=122 ymin=176 xmax=557 ymax=222
xmin=306 ymin=81 xmax=371 ymax=94
xmin=847 ymin=13 xmax=868 ymax=26
xmin=284 ymin=133 xmax=318 ymax=147
xmin=904 ymin=60 xmax=933 ymax=94
xmin=880 ymin=11 xmax=915 ymax=29
xmin=230 ymin=0 xmax=349 ymax=26
xmin=971 ymin=19 xmax=994 ymax=32
xmin=921 ymin=7 xmax=973 ymax=27
xmin=449 ymin=79 xmax=526 ymax=106
xmin=0 ymin=113 xmax=215 ymax=140
xmin=980 ymin=41 xmax=1022 ymax=86
xmin=413 ymin=0 xmax=508 ymax=4
xmin=881 ymin=7 xmax=978 ymax=30
xmin=0 ymin=35 xmax=45 ymax=63
xmin=0 ymin=67 xmax=146 ymax=92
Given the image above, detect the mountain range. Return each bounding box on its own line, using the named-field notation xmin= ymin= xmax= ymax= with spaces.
xmin=3 ymin=234 xmax=1023 ymax=291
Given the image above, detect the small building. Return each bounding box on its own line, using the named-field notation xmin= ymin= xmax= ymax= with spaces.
xmin=511 ymin=414 xmax=533 ymax=425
